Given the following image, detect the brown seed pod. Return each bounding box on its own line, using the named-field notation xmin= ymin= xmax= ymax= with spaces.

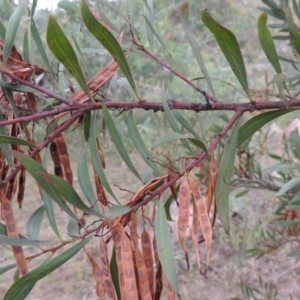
xmin=5 ymin=171 xmax=17 ymax=201
xmin=25 ymin=92 xmax=37 ymax=113
xmin=207 ymin=152 xmax=218 ymax=215
xmin=130 ymin=212 xmax=138 ymax=250
xmin=96 ymin=137 xmax=106 ymax=169
xmin=68 ymin=57 xmax=125 ymax=105
xmin=17 ymin=168 xmax=25 ymax=208
xmin=1 ymin=196 xmax=28 ymax=276
xmin=141 ymin=228 xmax=154 ymax=298
xmin=167 ymin=168 xmax=178 ymax=204
xmin=110 ymin=225 xmax=127 ymax=300
xmin=134 ymin=248 xmax=152 ymax=300
xmin=192 ymin=199 xmax=200 ymax=271
xmin=50 ymin=142 xmax=64 ymax=178
xmin=189 ymin=175 xmax=213 ymax=277
xmin=96 ymin=281 xmax=106 ymax=299
xmin=178 ymin=174 xmax=190 ymax=270
xmin=120 ymin=230 xmax=139 ymax=300
xmin=94 ymin=167 xmax=108 ymax=206
xmin=99 ymin=237 xmax=115 ymax=300
xmin=85 ymin=249 xmax=102 ymax=282
xmin=54 ymin=133 xmax=73 ymax=185
xmin=0 ymin=151 xmax=6 ymax=177
xmin=73 ymin=113 xmax=85 ymax=130
xmin=78 ymin=212 xmax=90 ymax=233
xmin=85 ymin=249 xmax=106 ymax=299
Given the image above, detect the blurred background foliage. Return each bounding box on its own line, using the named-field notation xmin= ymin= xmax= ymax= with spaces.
xmin=1 ymin=0 xmax=300 ymax=299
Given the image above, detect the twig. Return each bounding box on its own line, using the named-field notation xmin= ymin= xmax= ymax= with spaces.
xmin=133 ymin=43 xmax=219 ymax=104
xmin=0 ymin=68 xmax=74 ymax=105
xmin=134 ymin=109 xmax=244 ymax=209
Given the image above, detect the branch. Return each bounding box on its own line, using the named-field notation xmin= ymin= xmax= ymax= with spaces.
xmin=0 ymin=67 xmax=74 ymax=105
xmin=1 ymin=97 xmax=300 ymax=127
xmin=133 ymin=43 xmax=219 ymax=104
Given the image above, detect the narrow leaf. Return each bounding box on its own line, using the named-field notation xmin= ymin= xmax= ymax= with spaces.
xmin=152 ymin=132 xmax=188 ymax=150
xmin=0 ymin=111 xmax=14 ymax=165
xmin=201 ymin=9 xmax=250 ymax=99
xmin=58 ymin=0 xmax=79 ymax=13
xmin=162 ymin=94 xmax=192 ymax=152
xmin=181 ymin=3 xmax=215 ymax=96
xmin=283 ymin=1 xmax=300 ymax=56
xmin=143 ymin=1 xmax=154 ymax=50
xmin=152 ymin=132 xmax=206 ymax=152
xmin=58 ymin=63 xmax=66 ymax=97
xmin=288 ymin=249 xmax=300 ymax=256
xmin=90 ymin=112 xmax=116 ymax=200
xmin=46 ymin=15 xmax=93 ymax=102
xmin=215 ymin=119 xmax=241 ymax=234
xmin=0 ymin=235 xmax=53 ymax=246
xmin=172 ymin=110 xmax=201 ymax=140
xmin=110 ymin=246 xmax=121 ymax=300
xmin=188 ymin=138 xmax=207 ymax=152
xmin=31 ymin=19 xmax=53 ymax=75
xmin=37 ymin=172 xmax=101 ymax=217
xmin=103 ymin=206 xmax=132 ymax=219
xmin=78 ymin=148 xmax=98 ymax=207
xmin=84 ymin=111 xmax=91 ymax=142
xmin=155 ymin=200 xmax=180 ymax=297
xmin=10 ymin=150 xmax=79 ymax=222
xmin=0 ymin=264 xmax=16 ymax=276
xmin=293 ymin=0 xmax=300 ymax=21
xmin=3 ymin=0 xmax=27 ymax=65
xmin=4 ymin=236 xmax=92 ymax=300
xmin=274 ymin=73 xmax=288 ymax=102
xmin=26 ymin=205 xmax=44 ymax=240
xmin=0 ymin=20 xmax=6 ymax=39
xmin=127 ymin=110 xmax=161 ymax=176
xmin=67 ymin=218 xmax=79 ymax=238
xmin=257 ymin=7 xmax=285 ymax=20
xmin=263 ymin=163 xmax=298 ymax=173
xmin=142 ymin=15 xmax=173 ymax=60
xmin=103 ymin=104 xmax=142 ymax=181
xmin=0 ymin=81 xmax=41 ymax=94
xmin=261 ymin=0 xmax=280 ymax=10
xmin=276 ymin=177 xmax=300 ymax=196
xmin=237 ymin=109 xmax=299 ymax=147
xmin=172 ymin=110 xmax=207 ymax=152
xmin=0 ymin=135 xmax=36 ymax=148
xmin=0 ymin=223 xmax=26 ymax=239
xmin=258 ymin=13 xmax=282 ymax=73
xmin=23 ymin=29 xmax=30 ymax=63
xmin=81 ymin=0 xmax=140 ymax=100
xmin=30 ymin=0 xmax=38 ymax=18
xmin=42 ymin=147 xmax=61 ymax=240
